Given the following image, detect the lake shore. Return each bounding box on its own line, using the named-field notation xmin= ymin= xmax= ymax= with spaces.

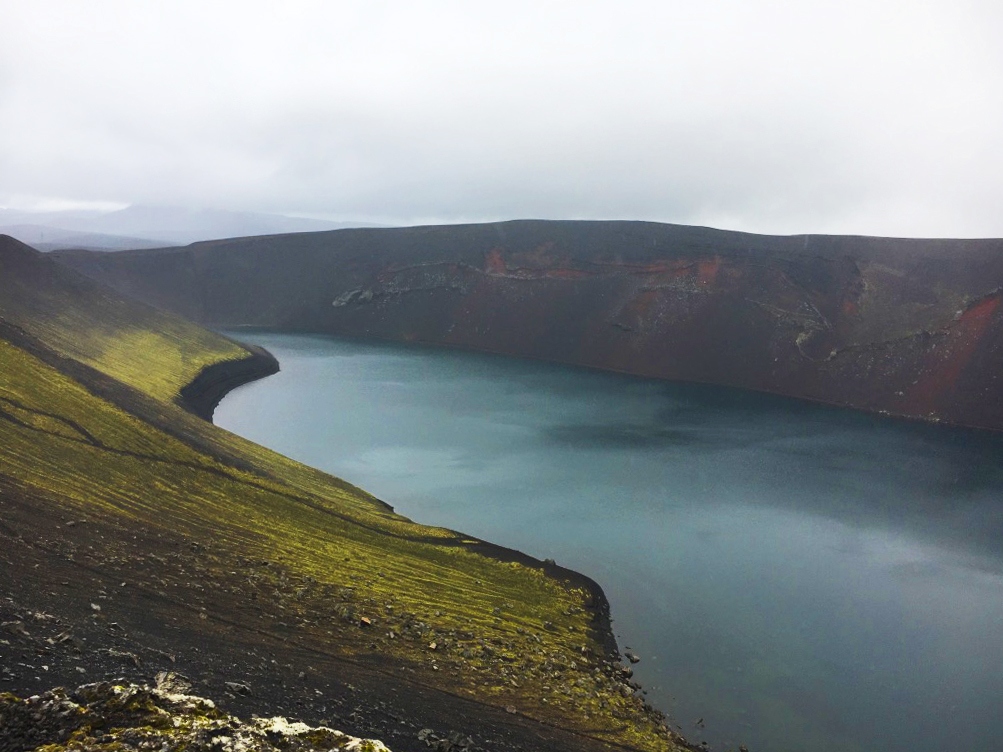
xmin=177 ymin=343 xmax=280 ymax=421
xmin=171 ymin=338 xmax=693 ymax=751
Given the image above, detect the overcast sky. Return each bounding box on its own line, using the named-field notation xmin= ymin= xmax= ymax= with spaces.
xmin=2 ymin=0 xmax=1001 ymax=237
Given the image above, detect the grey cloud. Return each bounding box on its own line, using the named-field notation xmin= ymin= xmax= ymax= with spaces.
xmin=2 ymin=0 xmax=1002 ymax=236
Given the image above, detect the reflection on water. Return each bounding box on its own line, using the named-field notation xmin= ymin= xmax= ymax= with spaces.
xmin=216 ymin=332 xmax=1003 ymax=752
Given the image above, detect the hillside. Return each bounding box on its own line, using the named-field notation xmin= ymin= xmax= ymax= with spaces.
xmin=55 ymin=220 xmax=1003 ymax=430
xmin=0 ymin=235 xmax=688 ymax=752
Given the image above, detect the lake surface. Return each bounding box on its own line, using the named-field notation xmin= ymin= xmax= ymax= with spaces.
xmin=216 ymin=331 xmax=1003 ymax=752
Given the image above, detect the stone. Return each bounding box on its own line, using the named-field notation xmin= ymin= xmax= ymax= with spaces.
xmin=224 ymin=681 xmax=251 ymax=696
xmin=155 ymin=670 xmax=193 ymax=694
xmin=0 ymin=681 xmax=394 ymax=751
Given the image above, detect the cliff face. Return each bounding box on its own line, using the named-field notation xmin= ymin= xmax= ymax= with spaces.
xmin=55 ymin=220 xmax=1003 ymax=430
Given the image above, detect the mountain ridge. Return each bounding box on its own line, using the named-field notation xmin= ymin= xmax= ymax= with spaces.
xmin=54 ymin=219 xmax=1003 ymax=431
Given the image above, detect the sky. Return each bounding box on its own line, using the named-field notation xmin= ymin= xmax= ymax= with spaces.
xmin=2 ymin=0 xmax=1002 ymax=237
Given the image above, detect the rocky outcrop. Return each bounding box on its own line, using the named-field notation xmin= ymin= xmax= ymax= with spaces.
xmin=0 ymin=680 xmax=392 ymax=752
xmin=55 ymin=220 xmax=1003 ymax=429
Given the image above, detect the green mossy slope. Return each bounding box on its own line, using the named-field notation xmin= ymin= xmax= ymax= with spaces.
xmin=0 ymin=235 xmax=688 ymax=751
xmin=0 ymin=235 xmax=246 ymax=400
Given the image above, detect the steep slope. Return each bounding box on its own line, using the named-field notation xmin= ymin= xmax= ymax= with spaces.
xmin=56 ymin=220 xmax=1003 ymax=430
xmin=0 ymin=235 xmax=688 ymax=752
xmin=0 ymin=234 xmax=254 ymax=401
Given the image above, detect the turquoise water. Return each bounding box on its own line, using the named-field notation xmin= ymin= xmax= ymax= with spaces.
xmin=215 ymin=331 xmax=1003 ymax=752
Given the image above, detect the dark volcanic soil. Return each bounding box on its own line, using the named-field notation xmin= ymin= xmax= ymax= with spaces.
xmin=0 ymin=484 xmax=674 ymax=752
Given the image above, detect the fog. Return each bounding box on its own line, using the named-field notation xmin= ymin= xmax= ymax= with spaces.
xmin=3 ymin=1 xmax=1003 ymax=237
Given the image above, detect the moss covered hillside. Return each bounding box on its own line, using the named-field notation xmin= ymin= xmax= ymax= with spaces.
xmin=0 ymin=235 xmax=693 ymax=752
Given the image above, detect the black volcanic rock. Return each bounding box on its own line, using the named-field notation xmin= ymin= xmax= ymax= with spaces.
xmin=55 ymin=220 xmax=1003 ymax=430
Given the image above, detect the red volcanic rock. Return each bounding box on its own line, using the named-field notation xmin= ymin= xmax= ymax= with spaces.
xmin=51 ymin=221 xmax=1003 ymax=430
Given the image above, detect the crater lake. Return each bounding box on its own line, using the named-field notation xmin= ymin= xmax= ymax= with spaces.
xmin=216 ymin=331 xmax=1003 ymax=752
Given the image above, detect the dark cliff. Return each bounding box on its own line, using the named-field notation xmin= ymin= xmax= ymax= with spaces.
xmin=55 ymin=220 xmax=1003 ymax=430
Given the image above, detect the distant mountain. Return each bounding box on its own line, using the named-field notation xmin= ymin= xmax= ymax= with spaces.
xmin=0 ymin=223 xmax=170 ymax=251
xmin=0 ymin=205 xmax=379 ymax=247
xmin=0 ymin=208 xmax=107 ymax=228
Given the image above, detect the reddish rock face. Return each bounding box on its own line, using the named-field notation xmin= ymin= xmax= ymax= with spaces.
xmin=52 ymin=220 xmax=1003 ymax=430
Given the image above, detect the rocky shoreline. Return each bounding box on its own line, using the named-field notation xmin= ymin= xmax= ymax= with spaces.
xmin=177 ymin=344 xmax=280 ymax=421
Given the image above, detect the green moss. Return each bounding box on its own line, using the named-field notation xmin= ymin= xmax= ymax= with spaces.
xmin=0 ymin=243 xmax=247 ymax=401
xmin=74 ymin=323 xmax=246 ymax=401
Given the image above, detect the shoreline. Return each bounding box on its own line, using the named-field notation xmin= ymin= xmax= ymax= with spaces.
xmin=176 ymin=339 xmax=671 ymax=737
xmin=224 ymin=324 xmax=1003 ymax=437
xmin=181 ymin=339 xmax=622 ymax=659
xmin=176 ymin=344 xmax=280 ymax=421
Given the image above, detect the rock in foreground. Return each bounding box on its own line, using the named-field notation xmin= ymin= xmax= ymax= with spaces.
xmin=0 ymin=680 xmax=391 ymax=752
